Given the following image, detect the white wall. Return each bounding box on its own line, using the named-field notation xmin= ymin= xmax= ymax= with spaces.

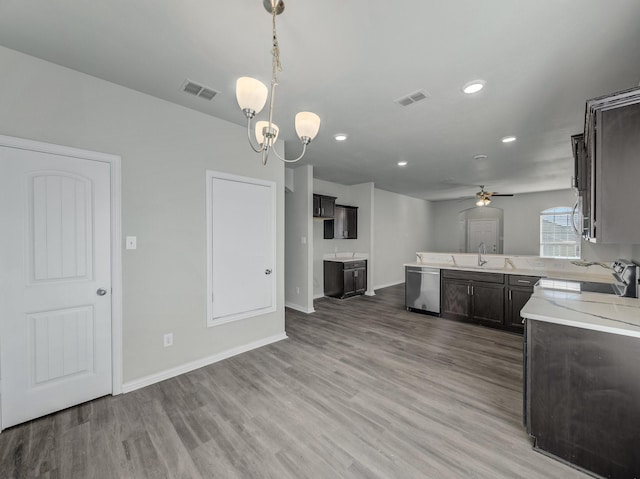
xmin=373 ymin=188 xmax=433 ymax=289
xmin=431 ymin=188 xmax=638 ymax=262
xmin=285 ymin=166 xmax=314 ymax=313
xmin=0 ymin=46 xmax=285 ymax=384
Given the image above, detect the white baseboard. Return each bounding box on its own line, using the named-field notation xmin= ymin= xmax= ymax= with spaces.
xmin=313 ymin=293 xmax=324 ymax=300
xmin=285 ymin=301 xmax=315 ymax=314
xmin=365 ymin=290 xmax=376 ymax=296
xmin=374 ymin=280 xmax=405 ymax=290
xmin=121 ymin=332 xmax=288 ymax=394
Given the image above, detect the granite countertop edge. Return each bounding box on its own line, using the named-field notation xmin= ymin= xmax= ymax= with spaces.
xmin=403 ymin=262 xmax=613 ymax=283
xmin=521 ymin=288 xmax=640 ymax=338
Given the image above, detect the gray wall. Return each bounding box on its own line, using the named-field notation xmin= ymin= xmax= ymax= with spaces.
xmin=373 ymin=188 xmax=433 ymax=288
xmin=432 ymin=188 xmax=638 ymax=262
xmin=285 ymin=166 xmax=314 ymax=312
xmin=0 ymin=46 xmax=285 ymax=383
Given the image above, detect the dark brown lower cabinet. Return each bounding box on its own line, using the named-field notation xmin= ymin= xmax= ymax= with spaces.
xmin=526 ymin=320 xmax=640 ymax=478
xmin=324 ymin=260 xmax=367 ymax=299
xmin=506 ymin=275 xmax=539 ymax=333
xmin=471 ymin=282 xmax=505 ymax=325
xmin=440 ymin=269 xmax=505 ymax=329
xmin=440 ymin=270 xmax=537 ymax=333
xmin=441 ymin=279 xmax=470 ymax=319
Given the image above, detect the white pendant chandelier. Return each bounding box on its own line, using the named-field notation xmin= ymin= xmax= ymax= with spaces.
xmin=236 ymin=0 xmax=321 ymax=166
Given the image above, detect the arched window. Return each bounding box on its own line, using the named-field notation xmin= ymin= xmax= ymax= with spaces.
xmin=540 ymin=207 xmax=580 ymax=258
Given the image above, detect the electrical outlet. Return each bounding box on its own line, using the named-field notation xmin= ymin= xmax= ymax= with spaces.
xmin=163 ymin=333 xmax=173 ymax=347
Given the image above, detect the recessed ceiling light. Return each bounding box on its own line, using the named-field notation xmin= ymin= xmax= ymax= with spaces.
xmin=397 ymin=161 xmax=408 ymax=166
xmin=473 ymin=154 xmax=488 ymax=161
xmin=501 ymin=136 xmax=517 ymax=143
xmin=334 ymin=133 xmax=348 ymax=141
xmin=462 ymin=80 xmax=485 ymax=94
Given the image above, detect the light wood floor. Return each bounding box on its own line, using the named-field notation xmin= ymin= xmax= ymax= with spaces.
xmin=0 ymin=284 xmax=590 ymax=479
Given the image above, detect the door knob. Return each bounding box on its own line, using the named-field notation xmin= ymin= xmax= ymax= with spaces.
xmin=265 ymin=269 xmax=272 ymax=275
xmin=96 ymin=288 xmax=108 ymax=296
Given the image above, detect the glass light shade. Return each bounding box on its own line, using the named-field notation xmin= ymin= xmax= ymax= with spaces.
xmin=476 ymin=199 xmax=484 ymax=207
xmin=236 ymin=77 xmax=268 ymax=114
xmin=294 ymin=112 xmax=321 ymax=140
xmin=255 ymin=121 xmax=279 ymax=144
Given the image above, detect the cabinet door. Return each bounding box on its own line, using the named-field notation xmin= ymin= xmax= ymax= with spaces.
xmin=320 ymin=195 xmax=335 ymax=218
xmin=441 ymin=279 xmax=470 ymax=320
xmin=471 ymin=282 xmax=505 ymax=325
xmin=343 ymin=269 xmax=356 ymax=296
xmin=334 ymin=206 xmax=346 ymax=238
xmin=507 ymin=287 xmax=533 ymax=332
xmin=353 ymin=267 xmax=366 ymax=293
xmin=323 ymin=219 xmax=334 ymax=239
xmin=312 ymin=194 xmax=321 ymax=217
xmin=344 ymin=207 xmax=358 ymax=239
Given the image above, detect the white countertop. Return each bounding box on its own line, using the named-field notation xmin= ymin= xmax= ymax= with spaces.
xmin=324 ymin=253 xmax=368 ymax=263
xmin=403 ymin=262 xmax=614 ymax=283
xmin=521 ymin=287 xmax=640 ymax=338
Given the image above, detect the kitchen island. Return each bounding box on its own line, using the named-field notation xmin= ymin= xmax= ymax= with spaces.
xmin=521 ymin=287 xmax=640 ymax=478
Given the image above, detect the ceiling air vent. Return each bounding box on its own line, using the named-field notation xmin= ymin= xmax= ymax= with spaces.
xmin=394 ymin=89 xmax=430 ymax=107
xmin=181 ymin=79 xmax=219 ymax=101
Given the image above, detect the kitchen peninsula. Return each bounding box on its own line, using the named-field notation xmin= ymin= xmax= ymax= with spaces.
xmin=405 ymin=252 xmax=614 ymax=333
xmin=521 ymin=277 xmax=640 ymax=478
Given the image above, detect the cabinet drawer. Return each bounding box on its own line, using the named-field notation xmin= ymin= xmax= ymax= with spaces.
xmin=343 ymin=260 xmax=366 ymax=270
xmin=442 ymin=269 xmax=504 ymax=284
xmin=508 ymin=275 xmax=540 ymax=287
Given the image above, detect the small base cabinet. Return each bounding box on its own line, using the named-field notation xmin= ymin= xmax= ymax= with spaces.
xmin=324 ymin=260 xmax=367 ymax=299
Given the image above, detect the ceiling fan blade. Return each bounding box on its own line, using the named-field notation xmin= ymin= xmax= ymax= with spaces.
xmin=490 ymin=193 xmax=514 ymax=197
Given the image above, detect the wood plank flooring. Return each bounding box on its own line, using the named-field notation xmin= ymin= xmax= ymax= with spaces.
xmin=0 ymin=284 xmax=591 ymax=478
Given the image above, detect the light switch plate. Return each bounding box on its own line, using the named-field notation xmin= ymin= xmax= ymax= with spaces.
xmin=126 ymin=236 xmax=137 ymax=250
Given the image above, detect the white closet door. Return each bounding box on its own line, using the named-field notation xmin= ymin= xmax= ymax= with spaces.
xmin=206 ymin=171 xmax=276 ymax=326
xmin=0 ymin=144 xmax=112 ymax=429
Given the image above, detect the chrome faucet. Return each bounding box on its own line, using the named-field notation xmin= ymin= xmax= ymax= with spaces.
xmin=478 ymin=242 xmax=488 ymax=267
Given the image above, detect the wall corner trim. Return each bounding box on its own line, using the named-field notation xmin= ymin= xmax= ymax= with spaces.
xmin=121 ymin=333 xmax=288 ymax=394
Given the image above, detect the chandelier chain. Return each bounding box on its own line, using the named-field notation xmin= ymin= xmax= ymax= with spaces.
xmin=271 ymin=5 xmax=282 ymax=84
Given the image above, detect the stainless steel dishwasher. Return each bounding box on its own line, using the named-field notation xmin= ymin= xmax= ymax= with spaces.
xmin=405 ymin=266 xmax=440 ymax=315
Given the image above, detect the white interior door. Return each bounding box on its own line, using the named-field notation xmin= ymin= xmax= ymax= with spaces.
xmin=0 ymin=145 xmax=112 ymax=429
xmin=467 ymin=219 xmax=498 ymax=253
xmin=207 ymin=171 xmax=276 ymax=326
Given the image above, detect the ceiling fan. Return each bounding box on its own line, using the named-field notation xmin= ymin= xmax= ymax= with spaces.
xmin=475 ymin=185 xmax=514 ymax=206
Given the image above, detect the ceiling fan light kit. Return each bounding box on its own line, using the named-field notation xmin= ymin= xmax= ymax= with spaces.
xmin=235 ymin=0 xmax=321 ymax=165
xmin=474 ymin=185 xmax=514 ymax=206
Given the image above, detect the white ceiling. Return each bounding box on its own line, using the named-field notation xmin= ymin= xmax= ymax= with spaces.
xmin=1 ymin=0 xmax=639 ymax=200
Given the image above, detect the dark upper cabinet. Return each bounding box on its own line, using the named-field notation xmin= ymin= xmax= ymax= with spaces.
xmin=582 ymin=87 xmax=640 ymax=243
xmin=321 ymin=204 xmax=358 ymax=240
xmin=334 ymin=205 xmax=358 ymax=239
xmin=312 ymin=194 xmax=336 ymax=219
